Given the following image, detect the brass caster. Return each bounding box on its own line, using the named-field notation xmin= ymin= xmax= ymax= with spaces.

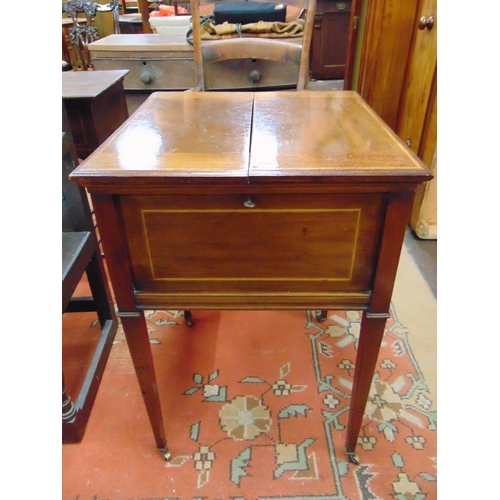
xmin=347 ymin=452 xmax=360 ymax=465
xmin=161 ymin=449 xmax=172 ymax=461
xmin=315 ymin=310 xmax=327 ymax=322
xmin=184 ymin=311 xmax=194 ymax=327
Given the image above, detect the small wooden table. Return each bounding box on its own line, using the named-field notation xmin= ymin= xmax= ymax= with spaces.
xmin=70 ymin=91 xmax=432 ymax=463
xmin=62 ymin=69 xmax=129 ymax=159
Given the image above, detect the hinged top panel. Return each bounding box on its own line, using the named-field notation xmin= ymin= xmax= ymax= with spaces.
xmin=249 ymin=91 xmax=431 ymax=184
xmin=70 ymin=91 xmax=254 ymax=188
xmin=70 ymin=91 xmax=432 ymax=190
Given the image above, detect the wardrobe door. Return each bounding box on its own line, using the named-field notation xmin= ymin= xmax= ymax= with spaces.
xmin=397 ymin=0 xmax=437 ymax=238
xmin=356 ymin=0 xmax=420 ymax=131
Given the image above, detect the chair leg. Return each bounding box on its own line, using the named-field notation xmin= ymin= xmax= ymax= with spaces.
xmin=85 ymin=250 xmax=115 ymax=328
xmin=62 ymin=373 xmax=77 ymax=424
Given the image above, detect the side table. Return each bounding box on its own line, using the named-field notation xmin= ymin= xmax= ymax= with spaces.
xmin=69 ymin=91 xmax=432 ymax=464
xmin=62 ymin=69 xmax=130 ymax=159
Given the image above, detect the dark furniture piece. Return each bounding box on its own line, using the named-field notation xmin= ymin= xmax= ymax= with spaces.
xmin=69 ymin=91 xmax=431 ymax=463
xmin=118 ymin=13 xmax=144 ymax=33
xmin=310 ymin=0 xmax=351 ymax=80
xmin=62 ymin=69 xmax=129 ymax=160
xmin=62 ymin=104 xmax=118 ymax=443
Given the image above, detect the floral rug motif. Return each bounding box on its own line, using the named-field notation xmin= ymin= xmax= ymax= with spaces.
xmin=62 ymin=307 xmax=437 ymax=500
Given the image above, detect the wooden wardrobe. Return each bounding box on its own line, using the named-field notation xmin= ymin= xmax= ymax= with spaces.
xmin=353 ymin=0 xmax=437 ymax=239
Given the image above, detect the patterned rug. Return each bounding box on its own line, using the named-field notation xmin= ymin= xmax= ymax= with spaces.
xmin=62 ymin=307 xmax=437 ymax=499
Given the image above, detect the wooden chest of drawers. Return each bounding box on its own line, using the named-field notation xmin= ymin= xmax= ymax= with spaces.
xmin=88 ymin=34 xmax=300 ymax=91
xmin=88 ymin=35 xmax=196 ymax=90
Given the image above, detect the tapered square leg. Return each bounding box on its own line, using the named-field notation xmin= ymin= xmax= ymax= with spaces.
xmin=119 ymin=312 xmax=170 ymax=458
xmin=345 ymin=311 xmax=389 ymax=461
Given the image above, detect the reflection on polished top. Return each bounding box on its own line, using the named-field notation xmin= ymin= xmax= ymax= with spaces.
xmin=70 ymin=91 xmax=431 ymax=188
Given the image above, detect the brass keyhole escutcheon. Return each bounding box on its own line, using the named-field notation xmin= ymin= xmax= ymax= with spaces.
xmin=243 ymin=195 xmax=255 ymax=208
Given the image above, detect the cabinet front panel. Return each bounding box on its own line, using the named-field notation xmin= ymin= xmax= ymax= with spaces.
xmin=63 ymin=101 xmax=95 ymax=159
xmin=120 ymin=194 xmax=386 ymax=299
xmin=311 ymin=10 xmax=351 ymax=79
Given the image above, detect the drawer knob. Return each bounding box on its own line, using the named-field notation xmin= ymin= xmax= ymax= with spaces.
xmin=248 ymin=70 xmax=262 ymax=83
xmin=418 ymin=15 xmax=435 ymax=31
xmin=140 ymin=71 xmax=153 ymax=84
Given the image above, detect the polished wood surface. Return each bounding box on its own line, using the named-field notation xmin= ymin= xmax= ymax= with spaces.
xmin=250 ymin=92 xmax=426 ymax=178
xmin=76 ymin=91 xmax=253 ymax=179
xmin=73 ymin=91 xmax=428 ymax=185
xmin=70 ymin=90 xmax=431 ymax=462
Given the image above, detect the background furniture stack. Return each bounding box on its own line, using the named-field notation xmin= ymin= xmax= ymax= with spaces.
xmin=62 ymin=0 xmax=122 ymax=70
xmin=86 ymin=0 xmax=355 ymax=90
xmin=62 ymin=104 xmax=118 ymax=443
xmin=188 ymin=0 xmax=316 ymax=91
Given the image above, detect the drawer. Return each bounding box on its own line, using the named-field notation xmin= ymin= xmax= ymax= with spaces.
xmin=119 ymin=193 xmax=386 ymax=302
xmin=204 ymin=59 xmax=299 ymax=90
xmin=92 ymin=57 xmax=299 ymax=91
xmin=91 ymin=58 xmax=196 ymax=90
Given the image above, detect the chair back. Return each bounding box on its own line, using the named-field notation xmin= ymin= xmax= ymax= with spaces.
xmin=62 ymin=0 xmax=121 ymax=70
xmin=189 ymin=0 xmax=316 ymax=90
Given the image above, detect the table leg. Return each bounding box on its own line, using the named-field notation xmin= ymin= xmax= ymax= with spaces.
xmin=345 ymin=311 xmax=389 ymax=464
xmin=90 ymin=194 xmax=170 ymax=458
xmin=344 ymin=192 xmax=414 ymax=463
xmin=119 ymin=311 xmax=171 ymax=460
